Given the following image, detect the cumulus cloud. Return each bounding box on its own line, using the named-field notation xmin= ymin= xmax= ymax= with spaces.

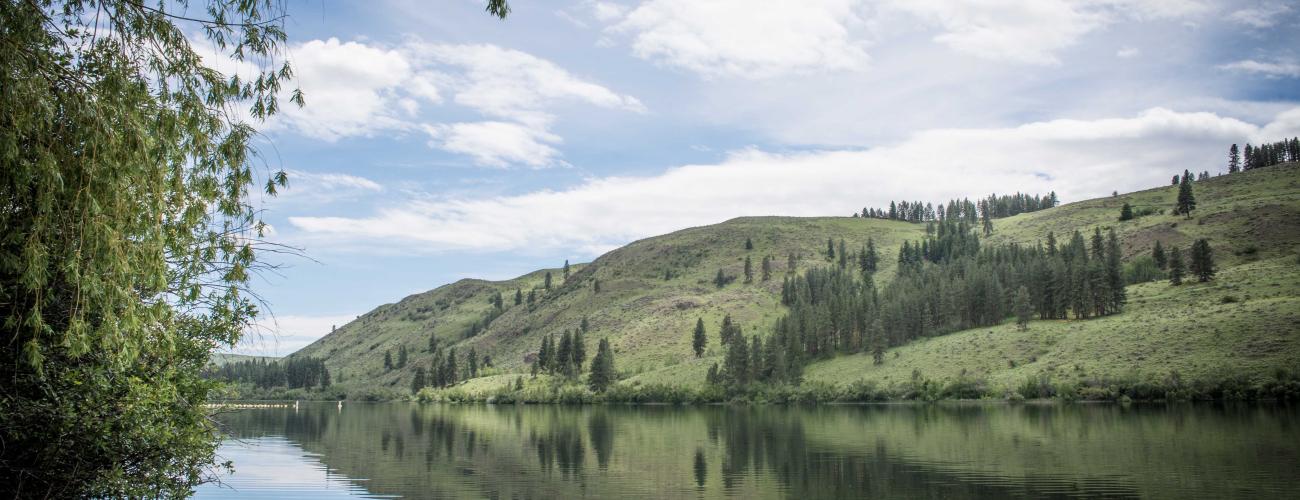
xmin=594 ymin=0 xmax=1206 ymax=75
xmin=423 ymin=121 xmax=564 ymax=168
xmin=205 ymin=37 xmax=640 ymax=167
xmin=406 ymin=42 xmax=643 ymax=166
xmin=883 ymin=0 xmax=1204 ymax=65
xmin=1227 ymin=2 xmax=1293 ymax=27
xmin=287 ymin=107 xmax=1276 ymax=256
xmin=1218 ymin=59 xmax=1300 ymax=78
xmin=608 ymin=0 xmax=872 ymax=78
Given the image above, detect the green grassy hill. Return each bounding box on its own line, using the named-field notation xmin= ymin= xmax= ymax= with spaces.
xmin=289 ymin=163 xmax=1300 ymax=399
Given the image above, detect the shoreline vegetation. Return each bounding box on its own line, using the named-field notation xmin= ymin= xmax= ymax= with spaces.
xmin=215 ymin=367 xmax=1300 ymax=405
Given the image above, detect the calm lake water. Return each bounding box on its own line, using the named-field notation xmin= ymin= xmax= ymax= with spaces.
xmin=193 ymin=402 xmax=1300 ymax=499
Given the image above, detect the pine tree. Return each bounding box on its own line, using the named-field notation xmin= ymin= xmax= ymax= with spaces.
xmin=1190 ymin=239 xmax=1216 ymax=282
xmin=692 ymin=318 xmax=707 ymax=357
xmin=714 ymin=268 xmax=728 ymax=288
xmin=563 ymin=260 xmax=570 ymax=281
xmin=838 ymin=239 xmax=848 ymax=268
xmin=787 ymin=253 xmax=797 ymax=272
xmin=428 ymin=332 xmax=439 ymax=353
xmin=1014 ymin=286 xmax=1033 ymax=331
xmin=706 ymin=363 xmax=720 ymax=385
xmin=1106 ymin=228 xmax=1126 ymax=312
xmin=870 ymin=318 xmax=885 ymax=365
xmin=588 ymin=338 xmax=615 ymax=392
xmin=397 ymin=345 xmax=408 ymax=369
xmin=1229 ymin=144 xmax=1240 ymax=173
xmin=558 ymin=331 xmax=574 ymax=376
xmin=1176 ymin=174 xmax=1196 ymax=218
xmin=1168 ymin=246 xmax=1185 ymax=285
xmin=383 ymin=350 xmax=393 ymax=371
xmin=468 ymin=347 xmax=479 ymax=378
xmin=719 ymin=315 xmax=737 ymax=346
xmin=514 ymin=288 xmax=523 ymax=305
xmin=745 ymin=237 xmax=754 ymax=251
xmin=724 ymin=334 xmax=750 ymax=387
xmin=581 ymin=316 xmax=590 ymax=333
xmin=538 ymin=335 xmax=553 ymax=373
xmin=594 ymin=279 xmax=602 ymax=293
xmin=744 ymin=255 xmax=754 ymax=283
xmin=761 ymin=255 xmax=772 ymax=281
xmin=827 ymin=238 xmax=835 ymax=260
xmin=1119 ymin=202 xmax=1134 ymax=221
xmin=1153 ymin=240 xmax=1167 ymax=270
xmin=411 ymin=367 xmax=426 ymax=394
xmin=574 ymin=330 xmax=587 ymax=368
xmin=527 ymin=289 xmax=536 ymax=306
xmin=445 ymin=347 xmax=458 ymax=385
xmin=544 ymin=272 xmax=553 ymax=290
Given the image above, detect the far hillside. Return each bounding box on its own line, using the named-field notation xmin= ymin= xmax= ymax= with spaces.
xmin=216 ymin=161 xmax=1300 ymax=401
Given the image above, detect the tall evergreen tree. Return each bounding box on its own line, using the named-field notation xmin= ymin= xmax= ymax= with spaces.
xmin=1015 ymin=286 xmax=1033 ymax=331
xmin=1190 ymin=239 xmax=1216 ymax=282
xmin=692 ymin=318 xmax=707 ymax=357
xmin=384 ymin=350 xmax=393 ymax=371
xmin=724 ymin=334 xmax=750 ymax=387
xmin=1152 ymin=241 xmax=1167 ymax=270
xmin=515 ymin=288 xmax=523 ymax=305
xmin=720 ymin=315 xmax=738 ymax=346
xmin=594 ymin=279 xmax=602 ymax=293
xmin=397 ymin=345 xmax=408 ymax=369
xmin=563 ymin=260 xmax=570 ymax=281
xmin=1168 ymin=246 xmax=1186 ymax=285
xmin=468 ymin=347 xmax=479 ymax=378
xmin=715 ymin=268 xmax=729 ymax=288
xmin=574 ymin=330 xmax=587 ymax=368
xmin=745 ymin=237 xmax=754 ymax=250
xmin=838 ymin=239 xmax=848 ymax=269
xmin=788 ymin=253 xmax=798 ymax=272
xmin=411 ymin=367 xmax=427 ymax=394
xmin=744 ymin=256 xmax=754 ymax=283
xmin=1176 ymin=174 xmax=1196 ymax=218
xmin=588 ymin=338 xmax=615 ymax=392
xmin=1106 ymin=228 xmax=1126 ymax=312
xmin=761 ymin=255 xmax=773 ymax=281
xmin=1119 ymin=202 xmax=1134 ymax=221
xmin=1229 ymin=144 xmax=1240 ymax=173
xmin=544 ymin=271 xmax=553 ymax=290
xmin=445 ymin=347 xmax=458 ymax=385
xmin=827 ymin=238 xmax=836 ymax=260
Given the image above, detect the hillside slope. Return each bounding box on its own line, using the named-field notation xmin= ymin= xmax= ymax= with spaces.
xmin=291 ymin=163 xmax=1300 ymax=397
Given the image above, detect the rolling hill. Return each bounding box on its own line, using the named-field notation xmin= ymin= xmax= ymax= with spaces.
xmin=286 ymin=163 xmax=1300 ymax=399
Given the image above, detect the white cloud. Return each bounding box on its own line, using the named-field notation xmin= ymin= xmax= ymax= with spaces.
xmin=287 ymin=107 xmax=1277 ymax=256
xmin=410 ymin=42 xmax=645 ymax=124
xmin=1227 ymin=2 xmax=1292 ymax=27
xmin=267 ymin=170 xmax=383 ymax=207
xmin=423 ymin=121 xmax=564 ymax=168
xmin=884 ymin=0 xmax=1204 ymax=65
xmin=594 ymin=0 xmax=1205 ymax=75
xmin=608 ymin=0 xmax=871 ymax=79
xmin=1218 ymin=59 xmax=1300 ymax=78
xmin=1117 ymin=46 xmax=1141 ymax=58
xmin=234 ymin=313 xmax=359 ymax=356
xmin=206 ymin=37 xmax=640 ymax=167
xmin=278 ymin=38 xmax=418 ymax=140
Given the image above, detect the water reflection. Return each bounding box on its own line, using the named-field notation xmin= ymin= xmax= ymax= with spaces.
xmin=202 ymin=403 xmax=1300 ymax=499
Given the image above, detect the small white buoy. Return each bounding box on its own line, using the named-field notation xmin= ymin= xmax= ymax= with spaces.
xmin=337 ymin=400 xmax=343 ymax=411
xmin=294 ymin=400 xmax=300 ymax=411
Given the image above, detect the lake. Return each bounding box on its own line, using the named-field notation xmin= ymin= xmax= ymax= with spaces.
xmin=193 ymin=402 xmax=1299 ymax=499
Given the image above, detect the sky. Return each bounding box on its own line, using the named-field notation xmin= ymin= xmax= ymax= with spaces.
xmin=222 ymin=0 xmax=1300 ymax=355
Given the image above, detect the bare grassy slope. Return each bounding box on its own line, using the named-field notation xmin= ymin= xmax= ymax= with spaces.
xmin=294 ymin=163 xmax=1300 ymax=395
